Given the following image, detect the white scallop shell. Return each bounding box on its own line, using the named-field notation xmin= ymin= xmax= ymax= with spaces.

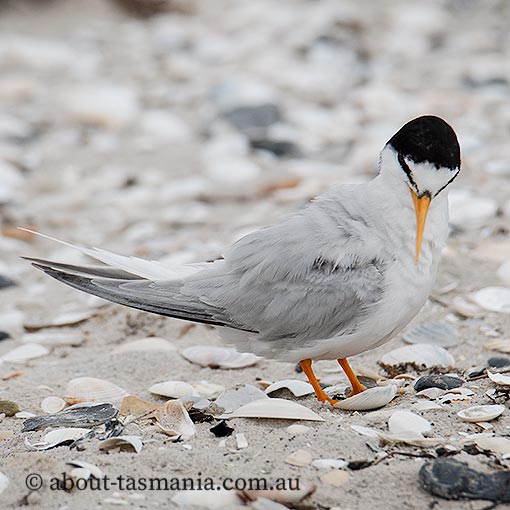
xmin=380 ymin=343 xmax=454 ymax=368
xmin=191 ymin=381 xmax=225 ymax=398
xmin=388 ymin=410 xmax=432 ymax=435
xmin=487 ymin=370 xmax=510 ymax=386
xmin=333 ymin=385 xmax=397 ymax=411
xmin=149 ymin=381 xmax=199 ymax=399
xmin=98 ymin=435 xmax=143 ymax=454
xmin=265 ymin=379 xmax=314 ymax=397
xmin=403 ymin=322 xmax=457 ymax=347
xmin=457 ymin=405 xmax=505 ymax=423
xmin=224 ymin=398 xmax=324 ymax=421
xmin=65 ymin=377 xmax=129 ymax=405
xmin=1 ymin=343 xmax=49 ymax=363
xmin=153 ymin=400 xmax=196 ymax=440
xmin=470 ymin=287 xmax=510 ymax=313
xmin=116 ymin=337 xmax=176 ymax=353
xmin=181 ymin=346 xmax=260 ymax=369
xmin=41 ymin=396 xmax=66 ymax=414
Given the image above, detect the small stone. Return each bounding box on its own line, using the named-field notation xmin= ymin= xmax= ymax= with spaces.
xmin=0 ymin=401 xmax=20 ymax=417
xmin=414 ymin=375 xmax=464 ymax=392
xmin=0 ymin=275 xmax=16 ymax=290
xmin=285 ymin=449 xmax=313 ymax=467
xmin=250 ymin=139 xmax=301 ymax=158
xmin=210 ymin=421 xmax=234 ymax=438
xmin=223 ymin=103 xmax=282 ymax=131
xmin=488 ymin=357 xmax=510 ymax=369
xmin=320 ymin=470 xmax=350 ymax=487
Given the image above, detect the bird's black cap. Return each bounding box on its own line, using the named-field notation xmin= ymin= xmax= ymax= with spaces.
xmin=387 ymin=115 xmax=460 ymax=170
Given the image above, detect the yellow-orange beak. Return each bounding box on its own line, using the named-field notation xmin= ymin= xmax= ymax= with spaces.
xmin=410 ymin=189 xmax=431 ymax=262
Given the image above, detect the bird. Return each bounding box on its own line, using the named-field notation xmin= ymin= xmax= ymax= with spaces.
xmin=24 ymin=115 xmax=461 ymax=405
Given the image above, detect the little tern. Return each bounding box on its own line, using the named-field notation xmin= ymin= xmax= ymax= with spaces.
xmin=25 ymin=115 xmax=461 ymax=405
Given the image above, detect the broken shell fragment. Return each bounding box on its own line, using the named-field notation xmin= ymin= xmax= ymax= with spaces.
xmin=119 ymin=396 xmax=157 ymax=417
xmin=265 ymin=379 xmax=314 ymax=398
xmin=333 ymin=385 xmax=397 ymax=411
xmin=312 ymin=459 xmax=347 ymax=470
xmin=67 ymin=460 xmax=104 ymax=479
xmin=98 ymin=435 xmax=143 ymax=454
xmin=484 ymin=339 xmax=510 ymax=354
xmin=487 ymin=370 xmax=510 ymax=386
xmin=214 ymin=385 xmax=268 ymax=414
xmin=25 ymin=427 xmax=90 ymax=450
xmin=285 ymin=449 xmax=312 ymax=466
xmin=224 ymin=398 xmax=324 ymax=421
xmin=457 ymin=405 xmax=505 ymax=423
xmin=414 ymin=375 xmax=464 ymax=392
xmin=65 ymin=377 xmax=129 ymax=405
xmin=181 ymin=345 xmax=260 ymax=369
xmin=388 ymin=410 xmax=432 ymax=436
xmin=149 ymin=381 xmax=199 ymax=399
xmin=41 ymin=396 xmax=66 ymax=414
xmin=152 ymin=400 xmax=196 ymax=440
xmin=403 ymin=322 xmax=457 ymax=347
xmin=380 ymin=343 xmax=454 ymax=370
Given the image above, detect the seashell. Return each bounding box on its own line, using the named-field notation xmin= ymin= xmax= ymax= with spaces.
xmin=191 ymin=381 xmax=225 ymax=398
xmin=414 ymin=375 xmax=464 ymax=392
xmin=485 ymin=339 xmax=510 ymax=354
xmin=457 ymin=405 xmax=505 ymax=423
xmin=236 ymin=433 xmax=248 ymax=449
xmin=411 ymin=401 xmax=443 ymax=412
xmin=471 ymin=436 xmax=510 ymax=456
xmin=67 ymin=460 xmax=104 ymax=479
xmin=172 ymin=489 xmax=243 ymax=509
xmin=65 ymin=377 xmax=129 ymax=405
xmin=487 ymin=371 xmax=510 ymax=386
xmin=69 ymin=467 xmax=92 ymax=480
xmin=25 ymin=310 xmax=95 ymax=331
xmin=22 ymin=403 xmax=118 ymax=432
xmin=21 ymin=332 xmax=84 ymax=347
xmin=416 ymin=388 xmax=445 ymax=399
xmin=470 ymin=287 xmax=510 ymax=313
xmin=41 ymin=396 xmax=66 ymax=414
xmin=214 ymin=385 xmax=268 ymax=414
xmin=351 ymin=425 xmax=383 ymax=439
xmin=380 ymin=343 xmax=454 ymax=369
xmin=320 ymin=470 xmax=350 ymax=487
xmin=448 ymin=190 xmax=497 ymax=226
xmin=333 ymin=385 xmax=397 ymax=411
xmin=403 ymin=322 xmax=457 ymax=347
xmin=450 ymin=296 xmax=482 ymax=318
xmin=240 ymin=481 xmax=316 ymax=505
xmin=149 ymin=381 xmax=199 ymax=399
xmin=312 ymin=459 xmax=347 ymax=470
xmin=1 ymin=343 xmax=49 ymax=363
xmin=224 ymin=398 xmax=324 ymax=422
xmin=0 ymin=472 xmax=8 ymax=495
xmin=98 ymin=435 xmax=143 ymax=454
xmin=152 ymin=400 xmax=196 ymax=440
xmin=119 ymin=396 xmax=157 ymax=417
xmin=15 ymin=411 xmax=36 ymax=419
xmin=388 ymin=410 xmax=432 ymax=436
xmin=181 ymin=345 xmax=260 ymax=369
xmin=115 ymin=337 xmax=176 ymax=353
xmin=498 ymin=261 xmax=510 ymax=286
xmin=25 ymin=427 xmax=89 ymax=450
xmin=286 ymin=424 xmax=310 ymax=435
xmin=285 ymin=449 xmax=312 ymax=466
xmin=265 ymin=379 xmax=314 ymax=398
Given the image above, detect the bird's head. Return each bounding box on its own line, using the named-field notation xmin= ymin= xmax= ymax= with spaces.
xmin=381 ymin=115 xmax=461 ymax=262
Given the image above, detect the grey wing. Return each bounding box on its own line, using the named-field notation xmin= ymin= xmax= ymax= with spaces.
xmin=30 ymin=199 xmax=387 ymax=342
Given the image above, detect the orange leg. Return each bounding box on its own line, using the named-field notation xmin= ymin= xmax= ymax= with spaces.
xmin=338 ymin=358 xmax=366 ymax=397
xmin=300 ymin=359 xmax=337 ymax=405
